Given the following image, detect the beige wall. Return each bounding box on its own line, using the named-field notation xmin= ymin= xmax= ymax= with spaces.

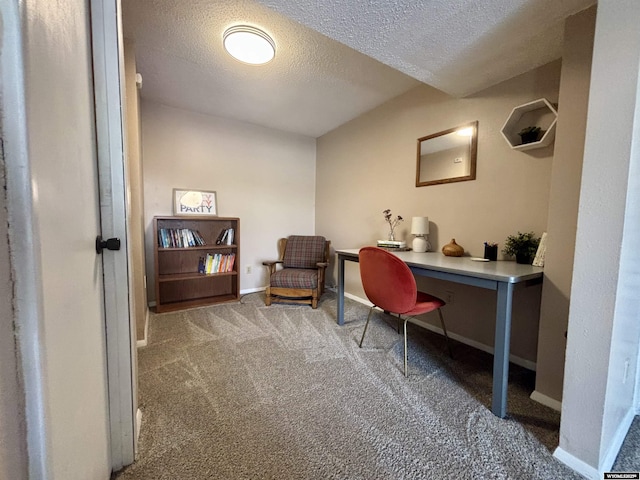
xmin=534 ymin=7 xmax=596 ymax=407
xmin=316 ymin=61 xmax=562 ymax=362
xmin=124 ymin=41 xmax=149 ymax=341
xmin=141 ymin=101 xmax=317 ymax=303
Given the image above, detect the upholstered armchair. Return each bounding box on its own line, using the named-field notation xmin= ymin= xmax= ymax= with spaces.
xmin=263 ymin=235 xmax=330 ymax=309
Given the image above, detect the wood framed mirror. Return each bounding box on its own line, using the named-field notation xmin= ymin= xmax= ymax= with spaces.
xmin=416 ymin=121 xmax=478 ymax=187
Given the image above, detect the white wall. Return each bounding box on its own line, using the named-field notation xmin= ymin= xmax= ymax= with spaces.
xmin=141 ymin=101 xmax=317 ymax=300
xmin=0 ymin=107 xmax=28 ymax=479
xmin=0 ymin=4 xmax=29 ymax=479
xmin=557 ymin=0 xmax=640 ymax=476
xmin=2 ymin=1 xmax=111 ymax=478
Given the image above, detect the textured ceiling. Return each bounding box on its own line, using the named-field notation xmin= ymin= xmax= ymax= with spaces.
xmin=122 ymin=0 xmax=595 ymax=138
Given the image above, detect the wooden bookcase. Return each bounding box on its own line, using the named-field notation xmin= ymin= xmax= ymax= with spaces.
xmin=153 ymin=216 xmax=239 ymax=313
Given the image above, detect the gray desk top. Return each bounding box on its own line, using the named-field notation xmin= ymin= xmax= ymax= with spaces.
xmin=336 ymin=249 xmax=543 ymax=284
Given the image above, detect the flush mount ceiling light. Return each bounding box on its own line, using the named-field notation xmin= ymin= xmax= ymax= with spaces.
xmin=223 ymin=25 xmax=275 ymax=65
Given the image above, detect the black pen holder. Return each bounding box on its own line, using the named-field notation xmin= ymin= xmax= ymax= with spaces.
xmin=484 ymin=245 xmax=498 ymax=261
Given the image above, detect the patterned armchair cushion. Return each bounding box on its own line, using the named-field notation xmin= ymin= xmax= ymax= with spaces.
xmin=270 ymin=268 xmax=318 ymax=289
xmin=282 ymin=235 xmax=326 ymax=269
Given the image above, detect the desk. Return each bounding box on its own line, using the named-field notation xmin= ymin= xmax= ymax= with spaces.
xmin=336 ymin=249 xmax=543 ymax=418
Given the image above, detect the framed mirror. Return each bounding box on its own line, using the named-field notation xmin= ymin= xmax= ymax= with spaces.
xmin=416 ymin=121 xmax=478 ymax=187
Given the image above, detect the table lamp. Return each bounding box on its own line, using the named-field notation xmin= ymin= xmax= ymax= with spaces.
xmin=410 ymin=217 xmax=430 ymax=252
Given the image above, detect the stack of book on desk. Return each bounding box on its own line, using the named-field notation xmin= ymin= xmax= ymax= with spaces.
xmin=376 ymin=240 xmax=409 ymax=250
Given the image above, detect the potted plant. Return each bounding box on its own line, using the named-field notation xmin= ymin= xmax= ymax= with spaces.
xmin=502 ymin=231 xmax=540 ymax=264
xmin=518 ymin=126 xmax=542 ymax=144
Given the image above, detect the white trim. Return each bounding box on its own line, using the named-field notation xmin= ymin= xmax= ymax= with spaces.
xmin=135 ymin=408 xmax=142 ymax=455
xmin=90 ymin=0 xmax=136 ymax=470
xmin=553 ymin=447 xmax=600 ymax=480
xmin=343 ymin=292 xmax=537 ymax=371
xmin=344 ymin=290 xmax=373 ymax=306
xmin=1 ymin=2 xmax=51 ymax=477
xmin=600 ymin=408 xmax=637 ymax=474
xmin=241 ymin=286 xmax=266 ymax=295
xmin=530 ymin=390 xmax=562 ymax=412
xmin=554 ymin=407 xmax=636 ymax=479
xmin=136 ymin=310 xmax=149 ymax=348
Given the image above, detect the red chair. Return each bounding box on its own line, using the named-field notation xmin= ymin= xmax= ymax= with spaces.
xmin=358 ymin=246 xmax=452 ymax=376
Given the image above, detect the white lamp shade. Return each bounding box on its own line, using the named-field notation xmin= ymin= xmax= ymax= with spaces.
xmin=410 ymin=217 xmax=429 ymax=235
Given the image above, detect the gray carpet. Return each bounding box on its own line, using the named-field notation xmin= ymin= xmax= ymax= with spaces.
xmin=113 ymin=292 xmax=631 ymax=479
xmin=612 ymin=416 xmax=640 ymax=473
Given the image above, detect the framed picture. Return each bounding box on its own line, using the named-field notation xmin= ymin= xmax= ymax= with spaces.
xmin=173 ymin=189 xmax=218 ymax=216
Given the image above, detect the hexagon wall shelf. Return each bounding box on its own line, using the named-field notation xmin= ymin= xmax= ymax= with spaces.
xmin=501 ymin=98 xmax=558 ymax=151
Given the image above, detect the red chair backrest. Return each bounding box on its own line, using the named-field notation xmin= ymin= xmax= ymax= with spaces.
xmin=359 ymin=247 xmax=417 ymax=314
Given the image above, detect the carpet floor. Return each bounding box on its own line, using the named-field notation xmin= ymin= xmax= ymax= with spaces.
xmin=113 ymin=292 xmax=635 ymax=479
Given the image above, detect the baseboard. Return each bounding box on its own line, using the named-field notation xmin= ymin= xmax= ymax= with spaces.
xmin=135 ymin=408 xmax=142 ymax=456
xmin=600 ymin=407 xmax=637 ymax=474
xmin=136 ymin=308 xmax=149 ymax=348
xmin=530 ymin=390 xmax=562 ymax=412
xmin=553 ymin=447 xmax=600 ymax=480
xmin=344 ymin=291 xmax=373 ymax=307
xmin=554 ymin=407 xmax=636 ymax=479
xmin=342 ymin=292 xmax=537 ymax=371
xmin=146 ymin=289 xmax=264 ymax=310
xmin=240 ymin=286 xmax=266 ymax=295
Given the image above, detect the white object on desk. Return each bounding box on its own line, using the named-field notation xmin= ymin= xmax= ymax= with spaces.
xmin=470 ymin=257 xmax=489 ymax=262
xmin=410 ymin=216 xmax=430 ymax=252
xmin=532 ymin=232 xmax=547 ymax=267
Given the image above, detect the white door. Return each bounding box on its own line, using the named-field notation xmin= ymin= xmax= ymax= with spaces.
xmin=91 ymin=0 xmax=138 ymax=471
xmin=0 ymin=0 xmax=135 ymax=477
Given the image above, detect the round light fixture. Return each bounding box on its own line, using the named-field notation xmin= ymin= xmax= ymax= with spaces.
xmin=223 ymin=25 xmax=275 ymax=65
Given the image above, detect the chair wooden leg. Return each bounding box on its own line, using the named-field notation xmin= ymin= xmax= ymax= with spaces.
xmin=311 ymin=293 xmax=318 ymax=309
xmin=359 ymin=307 xmax=375 ymax=348
xmin=438 ymin=308 xmax=453 ymax=358
xmin=265 ymin=287 xmax=272 ymax=306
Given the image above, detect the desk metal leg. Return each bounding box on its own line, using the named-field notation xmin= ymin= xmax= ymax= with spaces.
xmin=492 ymin=281 xmax=514 ymax=418
xmin=337 ymin=255 xmax=345 ymax=325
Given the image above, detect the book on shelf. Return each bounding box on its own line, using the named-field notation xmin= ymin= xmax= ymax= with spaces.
xmin=203 ymin=252 xmax=236 ymax=274
xmin=376 ymin=240 xmax=407 ymax=249
xmin=215 ymin=228 xmax=236 ymax=245
xmin=215 ymin=229 xmax=227 ymax=245
xmin=226 ymin=253 xmax=236 ymax=271
xmin=158 ymin=228 xmax=207 ymax=248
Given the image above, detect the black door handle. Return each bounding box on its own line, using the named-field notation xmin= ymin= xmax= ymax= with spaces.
xmin=96 ymin=235 xmax=121 ymax=254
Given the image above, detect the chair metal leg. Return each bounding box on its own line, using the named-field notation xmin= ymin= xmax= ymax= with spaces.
xmin=403 ymin=317 xmax=409 ymax=377
xmin=359 ymin=306 xmax=376 ymax=348
xmin=438 ymin=308 xmax=453 ymax=358
xmin=397 ymin=314 xmax=401 ymax=334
